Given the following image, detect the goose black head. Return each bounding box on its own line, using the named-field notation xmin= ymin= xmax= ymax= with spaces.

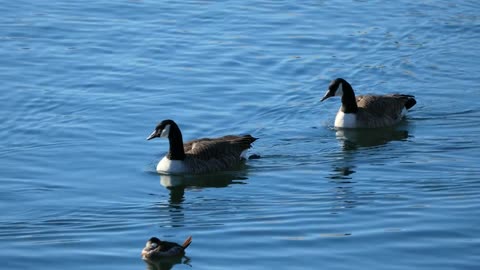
xmin=145 ymin=237 xmax=162 ymax=249
xmin=147 ymin=119 xmax=176 ymax=140
xmin=321 ymin=78 xmax=349 ymax=102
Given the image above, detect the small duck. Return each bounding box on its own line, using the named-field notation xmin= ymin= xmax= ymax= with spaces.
xmin=147 ymin=119 xmax=257 ymax=174
xmin=321 ymin=78 xmax=416 ymax=128
xmin=142 ymin=236 xmax=192 ymax=260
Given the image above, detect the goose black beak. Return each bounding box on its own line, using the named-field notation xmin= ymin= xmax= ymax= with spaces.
xmin=147 ymin=130 xmax=158 ymax=140
xmin=321 ymin=90 xmax=334 ymax=102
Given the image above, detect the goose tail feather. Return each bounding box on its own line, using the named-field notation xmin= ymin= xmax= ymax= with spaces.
xmin=404 ymin=96 xmax=416 ymax=110
xmin=237 ymin=135 xmax=257 ymax=149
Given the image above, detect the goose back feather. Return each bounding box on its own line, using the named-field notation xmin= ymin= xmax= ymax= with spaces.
xmin=180 ymin=135 xmax=257 ymax=174
xmin=353 ymin=94 xmax=416 ymax=128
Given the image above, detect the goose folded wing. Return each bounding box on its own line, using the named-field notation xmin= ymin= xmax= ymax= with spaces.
xmin=356 ymin=95 xmax=410 ymax=119
xmin=184 ymin=135 xmax=254 ymax=160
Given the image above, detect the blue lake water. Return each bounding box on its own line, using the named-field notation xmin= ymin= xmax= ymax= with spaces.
xmin=1 ymin=1 xmax=480 ymax=269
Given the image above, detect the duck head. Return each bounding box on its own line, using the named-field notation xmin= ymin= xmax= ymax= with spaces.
xmin=142 ymin=237 xmax=162 ymax=257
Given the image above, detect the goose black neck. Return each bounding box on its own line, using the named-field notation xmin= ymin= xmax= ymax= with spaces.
xmin=166 ymin=122 xmax=186 ymax=160
xmin=341 ymin=82 xmax=358 ymax=113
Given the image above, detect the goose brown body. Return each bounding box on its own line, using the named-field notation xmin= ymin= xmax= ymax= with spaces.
xmin=147 ymin=120 xmax=257 ymax=174
xmin=180 ymin=135 xmax=257 ymax=174
xmin=321 ymin=78 xmax=416 ymax=128
xmin=347 ymin=94 xmax=416 ymax=128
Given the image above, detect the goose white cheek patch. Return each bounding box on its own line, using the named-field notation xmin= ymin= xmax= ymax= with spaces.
xmin=160 ymin=124 xmax=171 ymax=138
xmin=335 ymin=82 xmax=343 ymax=96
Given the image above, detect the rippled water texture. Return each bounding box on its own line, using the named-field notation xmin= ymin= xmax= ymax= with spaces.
xmin=1 ymin=1 xmax=479 ymax=269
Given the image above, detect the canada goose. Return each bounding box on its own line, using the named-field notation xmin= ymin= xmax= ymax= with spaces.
xmin=321 ymin=78 xmax=416 ymax=128
xmin=142 ymin=236 xmax=192 ymax=260
xmin=147 ymin=119 xmax=257 ymax=174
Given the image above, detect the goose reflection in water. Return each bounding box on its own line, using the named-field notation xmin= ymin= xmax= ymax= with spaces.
xmin=328 ymin=164 xmax=358 ymax=212
xmin=160 ymin=172 xmax=248 ymax=205
xmin=328 ymin=166 xmax=356 ymax=181
xmin=335 ymin=126 xmax=409 ymax=150
xmin=326 ymin=126 xmax=411 ymax=212
xmin=159 ymin=171 xmax=248 ymax=189
xmin=152 ymin=171 xmax=250 ymax=229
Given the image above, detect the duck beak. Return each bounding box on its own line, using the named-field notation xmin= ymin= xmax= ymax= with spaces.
xmin=147 ymin=130 xmax=158 ymax=140
xmin=321 ymin=90 xmax=334 ymax=102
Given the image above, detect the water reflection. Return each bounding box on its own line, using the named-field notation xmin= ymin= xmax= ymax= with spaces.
xmin=326 ymin=126 xmax=411 ymax=212
xmin=167 ymin=187 xmax=185 ymax=205
xmin=336 ymin=127 xmax=409 ymax=150
xmin=328 ymin=166 xmax=356 ymax=181
xmin=159 ymin=172 xmax=248 ymax=189
xmin=144 ymin=256 xmax=191 ymax=270
xmin=153 ymin=172 xmax=249 ymax=228
xmin=328 ymin=164 xmax=358 ymax=212
xmin=159 ymin=172 xmax=249 ymax=205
